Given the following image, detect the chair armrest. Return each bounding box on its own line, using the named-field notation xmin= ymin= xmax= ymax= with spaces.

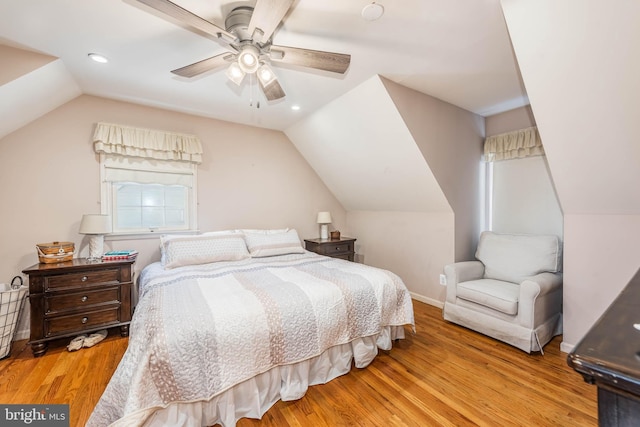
xmin=518 ymin=272 xmax=563 ymax=327
xmin=444 ymin=261 xmax=485 ymax=303
xmin=523 ymin=272 xmax=563 ymax=295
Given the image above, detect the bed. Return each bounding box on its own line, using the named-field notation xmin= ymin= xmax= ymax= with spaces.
xmin=87 ymin=229 xmax=415 ymax=427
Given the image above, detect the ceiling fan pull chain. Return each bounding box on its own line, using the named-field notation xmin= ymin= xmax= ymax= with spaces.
xmin=249 ymin=73 xmax=253 ymax=107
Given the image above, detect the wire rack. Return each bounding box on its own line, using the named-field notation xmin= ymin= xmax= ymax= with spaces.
xmin=0 ymin=276 xmax=28 ymax=359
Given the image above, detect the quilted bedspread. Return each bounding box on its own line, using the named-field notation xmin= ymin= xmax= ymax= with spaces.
xmin=88 ymin=252 xmax=414 ymax=426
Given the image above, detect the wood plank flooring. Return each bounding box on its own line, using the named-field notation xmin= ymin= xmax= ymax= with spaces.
xmin=0 ymin=301 xmax=597 ymax=426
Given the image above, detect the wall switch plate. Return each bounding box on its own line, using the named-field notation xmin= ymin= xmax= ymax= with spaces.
xmin=439 ymin=274 xmax=447 ymax=286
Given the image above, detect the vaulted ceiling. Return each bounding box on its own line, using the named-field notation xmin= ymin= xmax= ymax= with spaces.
xmin=0 ymin=0 xmax=527 ymax=138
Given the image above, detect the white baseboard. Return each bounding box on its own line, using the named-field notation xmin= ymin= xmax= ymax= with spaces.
xmin=560 ymin=341 xmax=574 ymax=354
xmin=13 ymin=328 xmax=29 ymax=341
xmin=410 ymin=292 xmax=444 ymax=309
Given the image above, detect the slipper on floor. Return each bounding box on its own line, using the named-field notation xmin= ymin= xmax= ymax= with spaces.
xmin=83 ymin=329 xmax=108 ymax=348
xmin=67 ymin=335 xmax=87 ymax=352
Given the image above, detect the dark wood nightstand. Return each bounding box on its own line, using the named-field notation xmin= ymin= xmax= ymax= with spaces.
xmin=22 ymin=258 xmax=135 ymax=357
xmin=304 ymin=237 xmax=356 ymax=261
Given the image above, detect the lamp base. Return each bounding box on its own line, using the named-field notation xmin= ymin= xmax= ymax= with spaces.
xmin=320 ymin=224 xmax=329 ymax=240
xmin=88 ymin=235 xmax=105 ymax=261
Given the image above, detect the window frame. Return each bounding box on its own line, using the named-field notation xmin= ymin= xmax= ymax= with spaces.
xmin=100 ymin=153 xmax=198 ymax=238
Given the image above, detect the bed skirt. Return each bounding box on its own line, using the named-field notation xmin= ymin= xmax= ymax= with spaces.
xmin=113 ymin=325 xmax=406 ymax=427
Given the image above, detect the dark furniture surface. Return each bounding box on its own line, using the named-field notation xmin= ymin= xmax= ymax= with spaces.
xmin=304 ymin=237 xmax=356 ymax=262
xmin=22 ymin=258 xmax=135 ymax=357
xmin=567 ymin=268 xmax=640 ymax=426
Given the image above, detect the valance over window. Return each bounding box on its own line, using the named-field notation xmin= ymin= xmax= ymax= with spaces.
xmin=484 ymin=126 xmax=544 ymax=162
xmin=93 ymin=122 xmax=203 ymax=163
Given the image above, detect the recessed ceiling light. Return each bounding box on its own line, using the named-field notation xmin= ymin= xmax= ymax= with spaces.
xmin=361 ymin=2 xmax=384 ymax=21
xmin=88 ymin=53 xmax=109 ymax=63
xmin=291 ymin=105 xmax=301 ymax=111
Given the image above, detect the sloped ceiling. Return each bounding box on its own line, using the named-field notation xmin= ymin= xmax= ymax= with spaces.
xmin=0 ymin=0 xmax=527 ymax=134
xmin=501 ymin=0 xmax=640 ymax=215
xmin=285 ymin=75 xmax=451 ymax=214
xmin=0 ymin=45 xmax=81 ymax=139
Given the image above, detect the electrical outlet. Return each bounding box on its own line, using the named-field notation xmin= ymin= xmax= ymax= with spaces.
xmin=439 ymin=274 xmax=447 ymax=286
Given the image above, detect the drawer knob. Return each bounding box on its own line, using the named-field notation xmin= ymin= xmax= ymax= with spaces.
xmin=81 ymin=276 xmax=88 ymax=282
xmin=336 ymin=247 xmax=341 ymax=251
xmin=81 ymin=296 xmax=88 ymax=302
xmin=81 ymin=317 xmax=88 ymax=324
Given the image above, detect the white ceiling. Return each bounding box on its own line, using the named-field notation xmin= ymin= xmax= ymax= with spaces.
xmin=0 ymin=0 xmax=527 ymax=131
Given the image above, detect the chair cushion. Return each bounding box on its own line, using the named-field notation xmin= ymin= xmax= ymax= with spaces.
xmin=475 ymin=231 xmax=561 ymax=284
xmin=457 ymin=279 xmax=520 ymax=315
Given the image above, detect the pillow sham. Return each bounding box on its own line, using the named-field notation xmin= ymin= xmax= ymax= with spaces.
xmin=243 ymin=228 xmax=305 ymax=257
xmin=160 ymin=233 xmax=249 ymax=269
xmin=235 ymin=228 xmax=289 ymax=235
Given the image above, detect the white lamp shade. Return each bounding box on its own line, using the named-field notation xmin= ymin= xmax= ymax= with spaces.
xmin=226 ymin=62 xmax=246 ymax=86
xmin=257 ymin=63 xmax=277 ymax=86
xmin=79 ymin=214 xmax=112 ymax=235
xmin=317 ymin=212 xmax=332 ymax=224
xmin=238 ymin=45 xmax=260 ymax=74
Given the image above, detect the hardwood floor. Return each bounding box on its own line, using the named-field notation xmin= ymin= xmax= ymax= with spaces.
xmin=0 ymin=301 xmax=597 ymax=426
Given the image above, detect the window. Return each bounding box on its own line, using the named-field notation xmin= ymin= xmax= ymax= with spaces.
xmin=114 ymin=183 xmax=188 ymax=231
xmin=100 ymin=154 xmax=198 ymax=234
xmin=93 ymin=122 xmax=203 ymax=236
xmin=483 ymin=126 xmax=562 ymax=237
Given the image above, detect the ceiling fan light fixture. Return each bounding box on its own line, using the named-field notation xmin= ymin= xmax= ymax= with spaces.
xmin=257 ymin=64 xmax=276 ymax=87
xmin=226 ymin=62 xmax=246 ymax=85
xmin=238 ymin=45 xmax=260 ymax=74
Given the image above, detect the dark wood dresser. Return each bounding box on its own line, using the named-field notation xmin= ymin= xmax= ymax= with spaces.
xmin=567 ymin=268 xmax=640 ymax=425
xmin=304 ymin=237 xmax=356 ymax=261
xmin=22 ymin=258 xmax=135 ymax=357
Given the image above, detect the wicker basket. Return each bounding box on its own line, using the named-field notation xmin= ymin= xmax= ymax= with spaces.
xmin=36 ymin=241 xmax=74 ymax=264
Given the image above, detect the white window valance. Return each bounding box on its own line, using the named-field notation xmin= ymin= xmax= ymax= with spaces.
xmin=484 ymin=126 xmax=544 ymax=162
xmin=93 ymin=122 xmax=203 ymax=163
xmin=101 ymin=154 xmax=195 ymax=187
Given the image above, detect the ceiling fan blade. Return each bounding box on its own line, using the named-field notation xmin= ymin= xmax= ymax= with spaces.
xmin=171 ymin=53 xmax=233 ymax=78
xmin=133 ymin=0 xmax=237 ymax=43
xmin=259 ymin=78 xmax=286 ymax=101
xmin=248 ymin=0 xmax=294 ymax=43
xmin=270 ymin=45 xmax=351 ymax=74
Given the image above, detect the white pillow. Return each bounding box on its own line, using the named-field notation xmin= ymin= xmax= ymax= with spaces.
xmin=243 ymin=229 xmax=305 ymax=257
xmin=235 ymin=228 xmax=289 ymax=235
xmin=160 ymin=233 xmax=249 ymax=269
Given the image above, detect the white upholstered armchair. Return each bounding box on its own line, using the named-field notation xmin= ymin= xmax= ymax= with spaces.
xmin=443 ymin=231 xmax=563 ymax=353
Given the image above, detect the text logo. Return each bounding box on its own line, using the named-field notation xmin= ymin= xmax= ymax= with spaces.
xmin=1 ymin=405 xmax=69 ymax=426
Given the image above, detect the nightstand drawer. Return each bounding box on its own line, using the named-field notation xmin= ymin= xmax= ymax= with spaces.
xmin=45 ymin=307 xmax=120 ymax=336
xmin=321 ymin=242 xmax=353 ymax=255
xmin=45 ymin=268 xmax=120 ymax=291
xmin=46 ymin=287 xmax=120 ymax=313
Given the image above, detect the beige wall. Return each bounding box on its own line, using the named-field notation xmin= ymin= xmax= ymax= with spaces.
xmin=0 ymin=44 xmax=55 ymax=85
xmin=501 ymin=0 xmax=640 ymax=351
xmin=286 ymin=76 xmax=483 ymax=306
xmin=381 ymin=77 xmax=485 ymax=262
xmin=485 ymin=105 xmax=536 ymax=136
xmin=0 ymin=94 xmax=346 ymax=338
xmin=347 ymin=211 xmax=454 ymax=305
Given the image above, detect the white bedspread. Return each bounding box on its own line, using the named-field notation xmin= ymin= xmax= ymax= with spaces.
xmin=88 ymin=252 xmax=414 ymax=427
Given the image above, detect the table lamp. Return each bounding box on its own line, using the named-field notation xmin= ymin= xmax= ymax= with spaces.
xmin=317 ymin=211 xmax=332 ymax=240
xmin=79 ymin=214 xmax=112 ymax=261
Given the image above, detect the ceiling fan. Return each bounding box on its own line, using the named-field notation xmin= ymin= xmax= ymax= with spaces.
xmin=132 ymin=0 xmax=352 ymax=101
